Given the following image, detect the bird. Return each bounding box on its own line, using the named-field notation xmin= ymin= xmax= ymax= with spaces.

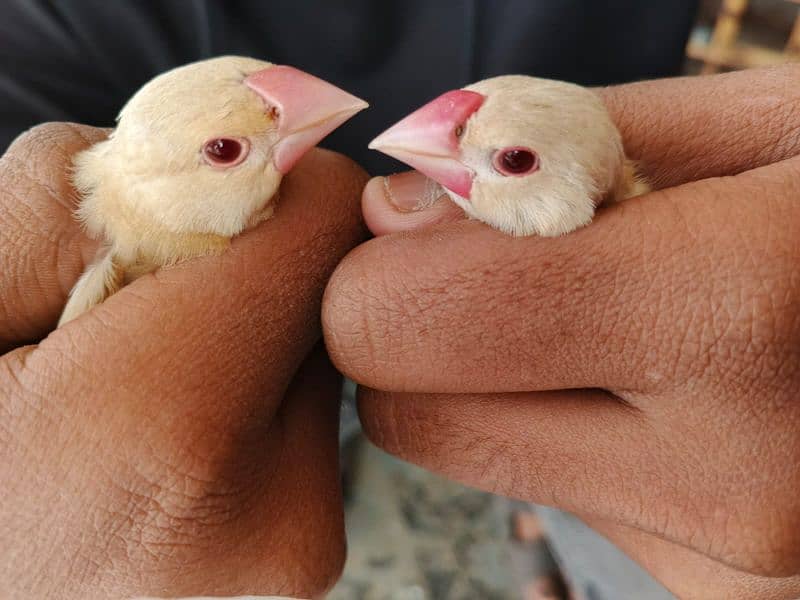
xmin=59 ymin=56 xmax=367 ymax=326
xmin=369 ymin=75 xmax=649 ymax=237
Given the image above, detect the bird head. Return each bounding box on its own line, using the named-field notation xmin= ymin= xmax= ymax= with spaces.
xmin=75 ymin=56 xmax=367 ymax=238
xmin=369 ymin=75 xmax=625 ymax=236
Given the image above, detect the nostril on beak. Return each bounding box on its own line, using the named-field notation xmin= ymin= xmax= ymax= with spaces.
xmin=368 ymin=90 xmax=485 ymax=199
xmin=245 ymin=65 xmax=368 ymax=173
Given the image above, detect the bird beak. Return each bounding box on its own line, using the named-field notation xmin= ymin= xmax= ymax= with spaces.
xmin=245 ymin=66 xmax=369 ymax=174
xmin=369 ymin=90 xmax=485 ymax=199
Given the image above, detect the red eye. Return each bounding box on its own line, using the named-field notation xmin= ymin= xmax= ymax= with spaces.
xmin=493 ymin=147 xmax=539 ymax=176
xmin=202 ymin=137 xmax=249 ymax=167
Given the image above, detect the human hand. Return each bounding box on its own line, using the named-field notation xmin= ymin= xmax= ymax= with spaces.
xmin=0 ymin=124 xmax=367 ymax=599
xmin=324 ymin=64 xmax=800 ymax=599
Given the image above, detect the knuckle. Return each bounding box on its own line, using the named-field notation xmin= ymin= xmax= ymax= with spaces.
xmin=658 ymin=181 xmax=800 ymax=396
xmin=115 ymin=438 xmax=344 ymax=597
xmin=0 ymin=352 xmax=47 ymax=451
xmin=633 ymin=453 xmax=800 ymax=578
xmin=720 ymin=236 xmax=800 ymax=395
xmin=142 ymin=439 xmax=255 ymax=525
xmin=0 ymin=346 xmax=66 ymax=429
xmin=359 ymin=390 xmax=532 ymax=498
xmin=651 ymin=406 xmax=800 ymax=577
xmin=0 ymin=123 xmax=91 ymax=237
xmin=107 ymin=439 xmax=253 ymax=562
xmin=762 ymin=64 xmax=800 ymax=162
xmin=0 ymin=122 xmax=108 ymax=342
xmin=3 ymin=122 xmax=103 ymax=169
xmin=1 ymin=122 xmax=107 ymax=214
xmin=4 ymin=122 xmax=74 ymax=158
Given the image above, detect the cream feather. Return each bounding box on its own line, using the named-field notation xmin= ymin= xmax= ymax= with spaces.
xmin=59 ymin=56 xmax=366 ymax=326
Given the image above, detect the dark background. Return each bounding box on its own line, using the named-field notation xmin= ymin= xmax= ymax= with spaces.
xmin=0 ymin=0 xmax=699 ymax=172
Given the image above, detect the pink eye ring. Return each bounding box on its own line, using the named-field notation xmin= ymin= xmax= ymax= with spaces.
xmin=202 ymin=137 xmax=249 ymax=168
xmin=493 ymin=147 xmax=539 ymax=176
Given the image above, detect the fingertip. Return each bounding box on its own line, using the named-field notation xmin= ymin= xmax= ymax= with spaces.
xmin=362 ymin=172 xmax=465 ymax=236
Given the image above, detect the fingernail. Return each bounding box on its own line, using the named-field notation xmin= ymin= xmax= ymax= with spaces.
xmin=383 ymin=172 xmax=443 ymax=212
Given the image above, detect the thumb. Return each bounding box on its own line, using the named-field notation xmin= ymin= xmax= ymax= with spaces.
xmin=362 ymin=171 xmax=465 ymax=236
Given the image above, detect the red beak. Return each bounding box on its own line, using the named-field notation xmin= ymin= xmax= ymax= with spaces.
xmin=369 ymin=90 xmax=485 ymax=199
xmin=246 ymin=66 xmax=368 ymax=174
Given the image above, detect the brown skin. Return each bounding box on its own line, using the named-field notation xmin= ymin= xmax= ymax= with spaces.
xmin=0 ymin=124 xmax=368 ymax=599
xmin=324 ymin=64 xmax=800 ymax=599
xmin=2 ymin=65 xmax=799 ymax=600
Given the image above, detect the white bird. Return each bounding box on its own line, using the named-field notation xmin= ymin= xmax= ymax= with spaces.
xmin=370 ymin=75 xmax=648 ymax=237
xmin=60 ymin=55 xmax=367 ymax=326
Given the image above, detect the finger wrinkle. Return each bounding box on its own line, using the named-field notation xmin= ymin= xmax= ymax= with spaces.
xmin=324 ymin=245 xmax=398 ymax=382
xmin=34 ymin=334 xmax=101 ymax=393
xmin=0 ymin=156 xmax=92 ymax=342
xmin=605 ymin=65 xmax=800 ymax=188
xmin=0 ymin=347 xmax=35 ymax=398
xmin=3 ymin=140 xmax=77 ymax=215
xmin=359 ymin=389 xmax=659 ymax=522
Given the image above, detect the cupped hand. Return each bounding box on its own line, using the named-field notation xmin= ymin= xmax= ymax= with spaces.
xmin=323 ymin=65 xmax=800 ymax=599
xmin=0 ymin=124 xmax=367 ymax=600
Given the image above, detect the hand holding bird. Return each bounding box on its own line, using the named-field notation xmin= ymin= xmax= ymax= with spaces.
xmin=60 ymin=56 xmax=367 ymax=326
xmin=0 ymin=120 xmax=368 ymax=599
xmin=370 ymin=75 xmax=649 ymax=237
xmin=325 ymin=64 xmax=800 ymax=599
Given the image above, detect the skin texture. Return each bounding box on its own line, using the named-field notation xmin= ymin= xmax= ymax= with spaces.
xmin=324 ymin=64 xmax=800 ymax=599
xmin=0 ymin=123 xmax=368 ymax=599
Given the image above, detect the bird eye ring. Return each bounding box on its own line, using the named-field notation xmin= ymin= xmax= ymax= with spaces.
xmin=493 ymin=147 xmax=539 ymax=176
xmin=202 ymin=137 xmax=250 ymax=168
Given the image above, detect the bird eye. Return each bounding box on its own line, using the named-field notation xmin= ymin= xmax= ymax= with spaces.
xmin=493 ymin=147 xmax=539 ymax=177
xmin=454 ymin=125 xmax=465 ymax=138
xmin=202 ymin=137 xmax=249 ymax=168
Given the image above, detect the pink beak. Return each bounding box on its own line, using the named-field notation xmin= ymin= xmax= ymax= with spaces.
xmin=369 ymin=90 xmax=485 ymax=199
xmin=245 ymin=66 xmax=368 ymax=174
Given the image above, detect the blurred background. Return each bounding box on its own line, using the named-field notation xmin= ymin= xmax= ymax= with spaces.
xmin=688 ymin=0 xmax=799 ymax=73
